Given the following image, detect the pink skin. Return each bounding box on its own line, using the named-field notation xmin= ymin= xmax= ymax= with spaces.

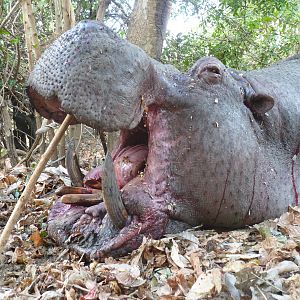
xmin=83 ymin=144 xmax=148 ymax=190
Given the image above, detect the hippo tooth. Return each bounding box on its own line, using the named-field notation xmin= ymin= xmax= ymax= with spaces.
xmin=102 ymin=152 xmax=128 ymax=229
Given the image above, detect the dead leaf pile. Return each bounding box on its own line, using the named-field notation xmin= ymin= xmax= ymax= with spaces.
xmin=1 ymin=156 xmax=300 ymax=299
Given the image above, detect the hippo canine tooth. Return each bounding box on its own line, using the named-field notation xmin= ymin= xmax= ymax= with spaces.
xmin=102 ymin=152 xmax=128 ymax=229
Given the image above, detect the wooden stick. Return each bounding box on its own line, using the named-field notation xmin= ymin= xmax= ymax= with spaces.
xmin=0 ymin=114 xmax=73 ymax=254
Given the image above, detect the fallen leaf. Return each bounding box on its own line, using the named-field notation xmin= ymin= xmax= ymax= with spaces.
xmin=186 ymin=268 xmax=222 ymax=299
xmin=224 ymin=273 xmax=240 ymax=300
xmin=12 ymin=247 xmax=28 ymax=264
xmin=170 ymin=240 xmax=189 ymax=268
xmin=40 ymin=290 xmax=64 ymax=300
xmin=223 ymin=260 xmax=246 ymax=273
xmin=30 ymin=230 xmax=43 ymax=247
xmin=95 ymin=263 xmax=145 ymax=288
xmin=189 ymin=252 xmax=202 ymax=276
xmin=266 ymin=260 xmax=299 ymax=280
xmin=284 ymin=273 xmax=300 ymax=300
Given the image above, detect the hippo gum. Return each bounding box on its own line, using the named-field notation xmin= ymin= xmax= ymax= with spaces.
xmin=27 ymin=21 xmax=300 ymax=259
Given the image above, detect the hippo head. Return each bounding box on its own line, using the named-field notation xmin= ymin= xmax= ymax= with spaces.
xmin=27 ymin=20 xmax=283 ymax=259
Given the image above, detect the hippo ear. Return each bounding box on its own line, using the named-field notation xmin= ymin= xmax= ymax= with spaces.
xmin=244 ymin=93 xmax=274 ymax=116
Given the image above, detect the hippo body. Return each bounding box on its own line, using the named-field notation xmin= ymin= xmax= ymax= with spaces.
xmin=27 ymin=21 xmax=300 ymax=258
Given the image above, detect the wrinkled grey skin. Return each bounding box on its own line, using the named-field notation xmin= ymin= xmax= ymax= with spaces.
xmin=27 ymin=20 xmax=300 ymax=258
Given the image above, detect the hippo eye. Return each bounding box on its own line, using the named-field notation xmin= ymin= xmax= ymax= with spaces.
xmin=203 ymin=65 xmax=221 ymax=75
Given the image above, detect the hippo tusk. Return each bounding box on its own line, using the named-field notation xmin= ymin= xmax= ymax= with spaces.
xmin=102 ymin=152 xmax=128 ymax=229
xmin=66 ymin=139 xmax=84 ymax=187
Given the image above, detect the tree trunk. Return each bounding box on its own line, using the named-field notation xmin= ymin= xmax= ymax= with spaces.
xmin=127 ymin=0 xmax=170 ymax=60
xmin=96 ymin=0 xmax=111 ymax=21
xmin=0 ymin=96 xmax=18 ymax=166
xmin=62 ymin=0 xmax=76 ymax=32
xmin=21 ymin=0 xmax=44 ymax=154
xmin=21 ymin=0 xmax=41 ymax=69
xmin=54 ymin=0 xmax=63 ymax=36
xmin=53 ymin=0 xmax=77 ymax=164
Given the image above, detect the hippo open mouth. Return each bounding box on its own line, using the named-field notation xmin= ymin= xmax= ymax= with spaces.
xmin=27 ymin=20 xmax=300 ymax=259
xmin=46 ymin=110 xmax=156 ymax=259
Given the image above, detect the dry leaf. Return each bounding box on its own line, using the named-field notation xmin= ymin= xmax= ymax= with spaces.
xmin=40 ymin=290 xmax=64 ymax=300
xmin=266 ymin=260 xmax=299 ymax=280
xmin=12 ymin=247 xmax=28 ymax=264
xmin=223 ymin=260 xmax=246 ymax=273
xmin=170 ymin=240 xmax=189 ymax=268
xmin=186 ymin=268 xmax=222 ymax=299
xmin=30 ymin=230 xmax=43 ymax=247
xmin=224 ymin=273 xmax=240 ymax=300
xmin=284 ymin=273 xmax=300 ymax=300
xmin=109 ymin=280 xmax=121 ymax=295
xmin=95 ymin=263 xmax=145 ymax=288
xmin=189 ymin=252 xmax=202 ymax=276
xmin=66 ymin=269 xmax=92 ymax=287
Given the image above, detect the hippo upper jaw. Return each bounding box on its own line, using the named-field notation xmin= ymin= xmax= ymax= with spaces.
xmin=27 ymin=20 xmax=155 ymax=132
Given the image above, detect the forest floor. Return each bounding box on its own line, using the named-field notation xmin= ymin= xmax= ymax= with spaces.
xmin=0 ymin=128 xmax=300 ymax=299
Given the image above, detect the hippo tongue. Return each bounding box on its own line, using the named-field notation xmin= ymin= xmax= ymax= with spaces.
xmin=83 ymin=144 xmax=148 ymax=189
xmin=114 ymin=144 xmax=148 ymax=188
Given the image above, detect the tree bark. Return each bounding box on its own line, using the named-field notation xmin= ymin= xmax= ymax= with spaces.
xmin=21 ymin=0 xmax=41 ymax=70
xmin=21 ymin=0 xmax=44 ymax=153
xmin=0 ymin=95 xmax=18 ymax=166
xmin=96 ymin=0 xmax=111 ymax=21
xmin=53 ymin=0 xmax=77 ymax=164
xmin=62 ymin=0 xmax=76 ymax=32
xmin=54 ymin=0 xmax=63 ymax=36
xmin=127 ymin=0 xmax=170 ymax=60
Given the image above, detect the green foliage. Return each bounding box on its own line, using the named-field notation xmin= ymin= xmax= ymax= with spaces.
xmin=172 ymin=0 xmax=210 ymax=17
xmin=163 ymin=0 xmax=300 ymax=71
xmin=0 ymin=26 xmax=22 ymax=93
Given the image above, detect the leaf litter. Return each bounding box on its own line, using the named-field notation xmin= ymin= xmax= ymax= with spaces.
xmin=1 ymin=144 xmax=300 ymax=299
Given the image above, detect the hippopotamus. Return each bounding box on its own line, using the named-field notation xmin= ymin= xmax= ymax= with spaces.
xmin=27 ymin=20 xmax=300 ymax=259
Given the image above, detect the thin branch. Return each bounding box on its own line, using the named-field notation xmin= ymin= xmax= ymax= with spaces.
xmin=0 ymin=0 xmax=22 ymax=29
xmin=111 ymin=0 xmax=130 ymax=19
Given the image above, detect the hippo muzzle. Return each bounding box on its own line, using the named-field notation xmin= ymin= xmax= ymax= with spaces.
xmin=27 ymin=20 xmax=300 ymax=259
